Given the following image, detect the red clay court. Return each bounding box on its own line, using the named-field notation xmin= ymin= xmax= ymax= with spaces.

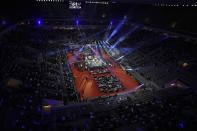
xmin=66 ymin=49 xmax=139 ymax=100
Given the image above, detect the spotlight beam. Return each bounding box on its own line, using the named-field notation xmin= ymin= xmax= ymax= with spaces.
xmin=104 ymin=22 xmax=113 ymax=41
xmin=116 ymin=47 xmax=135 ymax=61
xmin=109 ymin=26 xmax=139 ymax=52
xmin=96 ymin=43 xmax=103 ymax=58
xmin=88 ymin=45 xmax=96 ymax=54
xmin=116 ymin=50 xmax=133 ymax=61
xmin=116 ymin=55 xmax=126 ymax=61
xmin=106 ymin=18 xmax=127 ymax=42
xmin=154 ymin=36 xmax=169 ymax=43
xmin=115 ymin=40 xmax=147 ymax=62
xmin=135 ymin=84 xmax=144 ymax=90
xmin=78 ymin=45 xmax=84 ymax=53
xmin=77 ymin=29 xmax=107 ymax=44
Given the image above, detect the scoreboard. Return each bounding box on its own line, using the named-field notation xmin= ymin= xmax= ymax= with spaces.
xmin=69 ymin=0 xmax=110 ymax=9
xmin=69 ymin=1 xmax=82 ymax=9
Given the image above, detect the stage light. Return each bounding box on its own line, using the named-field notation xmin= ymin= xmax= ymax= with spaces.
xmin=76 ymin=19 xmax=79 ymax=26
xmin=180 ymin=123 xmax=184 ymax=128
xmin=2 ymin=20 xmax=6 ymax=25
xmin=36 ymin=19 xmax=42 ymax=26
